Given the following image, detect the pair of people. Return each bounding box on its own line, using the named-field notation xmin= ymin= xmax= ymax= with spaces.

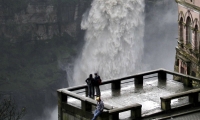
xmin=85 ymin=73 xmax=101 ymax=98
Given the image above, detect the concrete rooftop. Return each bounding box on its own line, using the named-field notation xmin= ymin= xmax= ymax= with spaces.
xmin=67 ymin=76 xmax=199 ymax=119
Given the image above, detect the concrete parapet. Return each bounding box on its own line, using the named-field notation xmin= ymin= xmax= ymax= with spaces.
xmin=160 ymin=98 xmax=171 ymax=111
xmin=109 ymin=103 xmax=142 ymax=120
xmin=85 ymin=87 xmax=88 ymax=97
xmin=111 ymin=80 xmax=121 ymax=90
xmin=57 ymin=69 xmax=200 ymax=120
xmin=189 ymin=92 xmax=199 ymax=104
xmin=58 ymin=88 xmax=142 ymax=120
xmin=160 ymin=88 xmax=200 ymax=111
xmin=182 ymin=77 xmax=192 ymax=87
xmin=158 ymin=70 xmax=167 ymax=81
xmin=57 ymin=91 xmax=62 ymax=120
xmin=135 ymin=75 xmax=143 ymax=85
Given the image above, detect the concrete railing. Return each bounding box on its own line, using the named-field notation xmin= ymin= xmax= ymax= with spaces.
xmin=162 ymin=69 xmax=200 ymax=87
xmin=66 ymin=69 xmax=168 ymax=93
xmin=57 ymin=68 xmax=200 ymax=120
xmin=57 ymin=89 xmax=142 ymax=120
xmin=108 ymin=103 xmax=142 ymax=120
xmin=60 ymin=89 xmax=113 ymax=110
xmin=160 ymin=88 xmax=200 ymax=111
xmin=67 ymin=68 xmax=200 ymax=93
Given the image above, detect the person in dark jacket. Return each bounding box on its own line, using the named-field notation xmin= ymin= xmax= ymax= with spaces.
xmin=85 ymin=74 xmax=94 ymax=98
xmin=94 ymin=73 xmax=101 ymax=97
xmin=92 ymin=97 xmax=104 ymax=120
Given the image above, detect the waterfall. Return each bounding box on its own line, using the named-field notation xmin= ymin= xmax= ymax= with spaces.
xmin=71 ymin=0 xmax=145 ymax=86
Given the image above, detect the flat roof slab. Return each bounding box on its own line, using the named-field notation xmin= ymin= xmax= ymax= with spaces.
xmin=68 ymin=79 xmax=193 ymax=119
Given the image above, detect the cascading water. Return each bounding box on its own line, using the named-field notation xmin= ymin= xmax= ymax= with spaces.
xmin=71 ymin=0 xmax=145 ymax=86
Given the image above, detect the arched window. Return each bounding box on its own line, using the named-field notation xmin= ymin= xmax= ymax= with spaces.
xmin=181 ymin=66 xmax=184 ymax=74
xmin=179 ymin=17 xmax=183 ymax=41
xmin=186 ymin=17 xmax=192 ymax=44
xmin=176 ymin=59 xmax=179 ymax=66
xmin=194 ymin=25 xmax=198 ymax=50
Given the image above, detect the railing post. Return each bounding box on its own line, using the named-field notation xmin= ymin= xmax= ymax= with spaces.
xmin=85 ymin=87 xmax=88 ymax=97
xmin=158 ymin=71 xmax=166 ymax=81
xmin=189 ymin=93 xmax=199 ymax=105
xmin=81 ymin=100 xmax=92 ymax=111
xmin=131 ymin=104 xmax=142 ymax=119
xmin=135 ymin=75 xmax=143 ymax=85
xmin=62 ymin=93 xmax=67 ymax=103
xmin=57 ymin=91 xmax=63 ymax=120
xmin=58 ymin=92 xmax=68 ymax=120
xmin=110 ymin=113 xmax=119 ymax=120
xmin=112 ymin=80 xmax=121 ymax=90
xmin=99 ymin=111 xmax=110 ymax=120
xmin=183 ymin=77 xmax=192 ymax=87
xmin=161 ymin=98 xmax=171 ymax=111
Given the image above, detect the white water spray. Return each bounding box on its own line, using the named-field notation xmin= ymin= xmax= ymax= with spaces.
xmin=71 ymin=0 xmax=145 ymax=86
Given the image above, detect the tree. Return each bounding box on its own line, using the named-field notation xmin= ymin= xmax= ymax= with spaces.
xmin=0 ymin=98 xmax=26 ymax=120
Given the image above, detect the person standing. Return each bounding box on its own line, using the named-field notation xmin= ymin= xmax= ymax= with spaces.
xmin=92 ymin=97 xmax=104 ymax=120
xmin=94 ymin=73 xmax=101 ymax=97
xmin=85 ymin=74 xmax=94 ymax=98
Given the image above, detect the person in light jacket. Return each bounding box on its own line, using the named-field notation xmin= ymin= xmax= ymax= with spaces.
xmin=92 ymin=97 xmax=104 ymax=120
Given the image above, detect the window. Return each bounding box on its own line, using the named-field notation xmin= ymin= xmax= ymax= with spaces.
xmin=194 ymin=25 xmax=198 ymax=50
xmin=186 ymin=17 xmax=192 ymax=44
xmin=179 ymin=18 xmax=183 ymax=41
xmin=181 ymin=66 xmax=184 ymax=74
xmin=176 ymin=59 xmax=179 ymax=66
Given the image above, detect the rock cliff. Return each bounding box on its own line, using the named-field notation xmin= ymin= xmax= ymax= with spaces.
xmin=0 ymin=0 xmax=91 ymax=41
xmin=0 ymin=0 xmax=92 ymax=119
xmin=0 ymin=0 xmax=93 ymax=92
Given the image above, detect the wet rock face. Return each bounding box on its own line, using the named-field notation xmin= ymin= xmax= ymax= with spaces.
xmin=0 ymin=0 xmax=91 ymax=41
xmin=0 ymin=0 xmax=92 ymax=119
xmin=0 ymin=0 xmax=93 ymax=92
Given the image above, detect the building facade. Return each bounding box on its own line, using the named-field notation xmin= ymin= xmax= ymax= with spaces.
xmin=174 ymin=0 xmax=200 ymax=82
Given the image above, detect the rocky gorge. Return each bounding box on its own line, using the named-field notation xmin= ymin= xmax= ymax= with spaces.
xmin=0 ymin=0 xmax=178 ymax=119
xmin=0 ymin=0 xmax=91 ymax=119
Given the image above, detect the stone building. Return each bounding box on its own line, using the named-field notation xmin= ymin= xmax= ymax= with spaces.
xmin=174 ymin=0 xmax=200 ymax=82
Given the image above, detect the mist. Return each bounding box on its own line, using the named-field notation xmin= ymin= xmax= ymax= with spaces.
xmin=34 ymin=106 xmax=58 ymax=120
xmin=71 ymin=0 xmax=145 ymax=86
xmin=68 ymin=0 xmax=178 ymax=87
xmin=40 ymin=1 xmax=178 ymax=120
xmin=143 ymin=0 xmax=178 ymax=71
xmin=35 ymin=0 xmax=178 ymax=120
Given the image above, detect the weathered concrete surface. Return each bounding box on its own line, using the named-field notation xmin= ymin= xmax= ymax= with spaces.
xmin=68 ymin=78 xmax=193 ymax=119
xmin=101 ymin=79 xmax=191 ymax=119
